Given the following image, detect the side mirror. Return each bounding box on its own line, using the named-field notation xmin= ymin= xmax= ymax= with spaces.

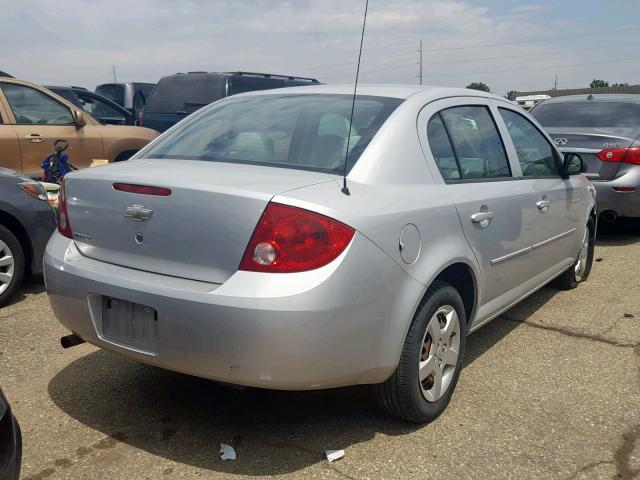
xmin=71 ymin=108 xmax=86 ymax=127
xmin=562 ymin=152 xmax=584 ymax=176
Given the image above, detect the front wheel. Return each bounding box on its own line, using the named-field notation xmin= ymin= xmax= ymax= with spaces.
xmin=375 ymin=280 xmax=467 ymax=423
xmin=551 ymin=217 xmax=595 ymax=290
xmin=0 ymin=225 xmax=25 ymax=308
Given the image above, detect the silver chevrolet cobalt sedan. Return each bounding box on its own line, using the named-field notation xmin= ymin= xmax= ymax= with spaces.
xmin=45 ymin=85 xmax=595 ymax=422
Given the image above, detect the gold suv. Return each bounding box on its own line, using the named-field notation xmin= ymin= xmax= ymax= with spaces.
xmin=0 ymin=77 xmax=159 ymax=177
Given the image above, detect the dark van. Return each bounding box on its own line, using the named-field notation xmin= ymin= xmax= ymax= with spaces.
xmin=140 ymin=71 xmax=320 ymax=132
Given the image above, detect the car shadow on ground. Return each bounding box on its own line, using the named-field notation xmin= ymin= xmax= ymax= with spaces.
xmin=596 ymin=218 xmax=640 ymax=247
xmin=5 ymin=279 xmax=44 ymax=307
xmin=46 ymin=288 xmax=561 ymax=476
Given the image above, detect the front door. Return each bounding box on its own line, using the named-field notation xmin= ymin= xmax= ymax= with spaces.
xmin=0 ymin=82 xmax=104 ymax=176
xmin=497 ymin=106 xmax=582 ymax=276
xmin=422 ymin=99 xmax=535 ymax=309
xmin=0 ymin=95 xmax=21 ymax=172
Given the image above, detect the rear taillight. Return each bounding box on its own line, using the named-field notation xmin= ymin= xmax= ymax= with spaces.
xmin=57 ymin=180 xmax=73 ymax=239
xmin=239 ymin=202 xmax=355 ymax=273
xmin=596 ymin=147 xmax=640 ymax=165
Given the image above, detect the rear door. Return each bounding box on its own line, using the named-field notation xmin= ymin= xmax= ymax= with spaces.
xmin=0 ymin=82 xmax=104 ymax=175
xmin=0 ymin=90 xmax=22 ymax=172
xmin=498 ymin=105 xmax=581 ymax=276
xmin=421 ymin=98 xmax=534 ymax=307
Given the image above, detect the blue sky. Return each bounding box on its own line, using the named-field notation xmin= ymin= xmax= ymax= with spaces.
xmin=1 ymin=0 xmax=638 ymax=95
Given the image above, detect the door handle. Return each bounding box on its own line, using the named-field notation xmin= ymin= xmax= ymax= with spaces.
xmin=24 ymin=133 xmax=45 ymax=143
xmin=536 ymin=200 xmax=550 ymax=211
xmin=470 ymin=211 xmax=494 ymax=228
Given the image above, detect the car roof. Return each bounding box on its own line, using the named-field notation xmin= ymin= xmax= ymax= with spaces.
xmin=541 ymin=94 xmax=640 ymax=104
xmin=234 ymin=83 xmax=508 ymax=102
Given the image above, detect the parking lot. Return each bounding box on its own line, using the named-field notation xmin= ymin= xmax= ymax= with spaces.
xmin=1 ymin=221 xmax=638 ymax=480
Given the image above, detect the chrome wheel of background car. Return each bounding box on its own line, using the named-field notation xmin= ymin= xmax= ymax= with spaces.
xmin=574 ymin=228 xmax=590 ymax=282
xmin=0 ymin=239 xmax=15 ymax=296
xmin=419 ymin=305 xmax=460 ymax=402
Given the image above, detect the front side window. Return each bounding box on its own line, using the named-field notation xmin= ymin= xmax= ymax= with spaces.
xmin=428 ymin=105 xmax=511 ymax=180
xmin=1 ymin=84 xmax=73 ymax=125
xmin=499 ymin=108 xmax=559 ymax=177
xmin=139 ymin=94 xmax=403 ymax=174
xmin=77 ymin=92 xmax=126 ymax=120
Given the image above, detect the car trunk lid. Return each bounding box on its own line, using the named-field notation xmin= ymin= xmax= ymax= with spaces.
xmin=546 ymin=127 xmax=640 ymax=180
xmin=64 ymin=159 xmax=335 ymax=284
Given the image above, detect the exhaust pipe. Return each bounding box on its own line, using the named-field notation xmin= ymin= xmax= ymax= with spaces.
xmin=600 ymin=210 xmax=618 ymax=223
xmin=60 ymin=333 xmax=86 ymax=349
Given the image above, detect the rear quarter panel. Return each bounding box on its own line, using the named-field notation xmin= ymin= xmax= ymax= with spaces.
xmin=100 ymin=126 xmax=159 ymax=161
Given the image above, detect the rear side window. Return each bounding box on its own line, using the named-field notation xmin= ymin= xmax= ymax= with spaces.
xmin=427 ymin=114 xmax=459 ymax=179
xmin=145 ymin=75 xmax=226 ymax=113
xmin=499 ymin=108 xmax=559 ymax=177
xmin=531 ymin=100 xmax=640 ymax=127
xmin=428 ymin=105 xmax=511 ymax=181
xmin=228 ymin=76 xmax=287 ymax=96
xmin=139 ymin=94 xmax=403 ymax=174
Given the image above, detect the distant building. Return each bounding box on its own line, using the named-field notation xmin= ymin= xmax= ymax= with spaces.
xmin=508 ymin=84 xmax=640 ymax=100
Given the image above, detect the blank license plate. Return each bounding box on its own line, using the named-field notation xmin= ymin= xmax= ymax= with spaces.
xmin=101 ymin=297 xmax=158 ymax=354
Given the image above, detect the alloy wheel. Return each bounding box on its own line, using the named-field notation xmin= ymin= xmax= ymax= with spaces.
xmin=574 ymin=227 xmax=590 ymax=282
xmin=0 ymin=239 xmax=15 ymax=296
xmin=419 ymin=305 xmax=460 ymax=402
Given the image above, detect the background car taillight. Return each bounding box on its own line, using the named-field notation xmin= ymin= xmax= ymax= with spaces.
xmin=596 ymin=147 xmax=640 ymax=165
xmin=57 ymin=181 xmax=73 ymax=239
xmin=239 ymin=202 xmax=355 ymax=273
xmin=17 ymin=181 xmax=47 ymax=201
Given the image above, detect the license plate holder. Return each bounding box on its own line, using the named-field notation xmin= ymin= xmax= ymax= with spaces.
xmin=101 ymin=297 xmax=158 ymax=354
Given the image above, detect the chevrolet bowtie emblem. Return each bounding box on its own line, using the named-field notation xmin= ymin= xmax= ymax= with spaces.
xmin=124 ymin=205 xmax=153 ymax=221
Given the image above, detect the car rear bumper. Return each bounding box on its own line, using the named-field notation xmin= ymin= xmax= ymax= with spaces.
xmin=44 ymin=231 xmax=423 ymax=390
xmin=592 ymin=168 xmax=640 ymax=218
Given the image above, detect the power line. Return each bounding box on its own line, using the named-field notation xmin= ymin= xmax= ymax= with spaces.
xmin=322 ymin=40 xmax=640 ymax=80
xmin=419 ymin=56 xmax=640 ymax=79
xmin=293 ymin=26 xmax=640 ymax=74
xmin=418 ymin=40 xmax=423 ymax=85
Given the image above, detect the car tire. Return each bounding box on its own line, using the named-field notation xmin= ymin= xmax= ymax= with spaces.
xmin=375 ymin=280 xmax=467 ymax=423
xmin=0 ymin=224 xmax=25 ymax=308
xmin=551 ymin=217 xmax=595 ymax=290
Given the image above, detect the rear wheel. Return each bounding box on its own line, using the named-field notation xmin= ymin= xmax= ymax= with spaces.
xmin=0 ymin=225 xmax=25 ymax=308
xmin=551 ymin=217 xmax=595 ymax=290
xmin=376 ymin=280 xmax=467 ymax=423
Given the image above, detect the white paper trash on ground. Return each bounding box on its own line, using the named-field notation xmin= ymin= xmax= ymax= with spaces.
xmin=325 ymin=449 xmax=345 ymax=463
xmin=220 ymin=443 xmax=237 ymax=461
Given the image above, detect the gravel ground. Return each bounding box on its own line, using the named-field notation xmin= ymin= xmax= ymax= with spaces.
xmin=1 ymin=221 xmax=639 ymax=480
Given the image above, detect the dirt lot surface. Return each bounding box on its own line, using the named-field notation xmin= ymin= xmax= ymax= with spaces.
xmin=1 ymin=221 xmax=639 ymax=480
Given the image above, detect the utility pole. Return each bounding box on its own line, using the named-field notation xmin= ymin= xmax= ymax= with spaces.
xmin=112 ymin=65 xmax=117 ymax=83
xmin=553 ymin=73 xmax=558 ymax=90
xmin=417 ymin=40 xmax=423 ymax=85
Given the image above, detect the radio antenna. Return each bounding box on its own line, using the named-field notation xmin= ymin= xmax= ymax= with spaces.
xmin=341 ymin=0 xmax=369 ymax=196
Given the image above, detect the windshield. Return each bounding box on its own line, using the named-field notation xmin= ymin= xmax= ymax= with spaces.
xmin=95 ymin=84 xmax=125 ymax=106
xmin=139 ymin=94 xmax=403 ymax=174
xmin=531 ymin=100 xmax=640 ymax=127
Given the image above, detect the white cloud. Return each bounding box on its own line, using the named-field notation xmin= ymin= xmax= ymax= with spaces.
xmin=1 ymin=0 xmax=638 ymax=95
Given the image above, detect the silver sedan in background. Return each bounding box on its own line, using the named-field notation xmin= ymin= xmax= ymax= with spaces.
xmin=530 ymin=94 xmax=640 ymax=222
xmin=45 ymin=85 xmax=595 ymax=422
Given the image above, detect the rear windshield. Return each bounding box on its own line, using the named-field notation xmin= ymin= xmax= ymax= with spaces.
xmin=144 ymin=75 xmax=226 ymax=113
xmin=95 ymin=84 xmax=125 ymax=106
xmin=139 ymin=94 xmax=403 ymax=174
xmin=531 ymin=101 xmax=640 ymax=127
